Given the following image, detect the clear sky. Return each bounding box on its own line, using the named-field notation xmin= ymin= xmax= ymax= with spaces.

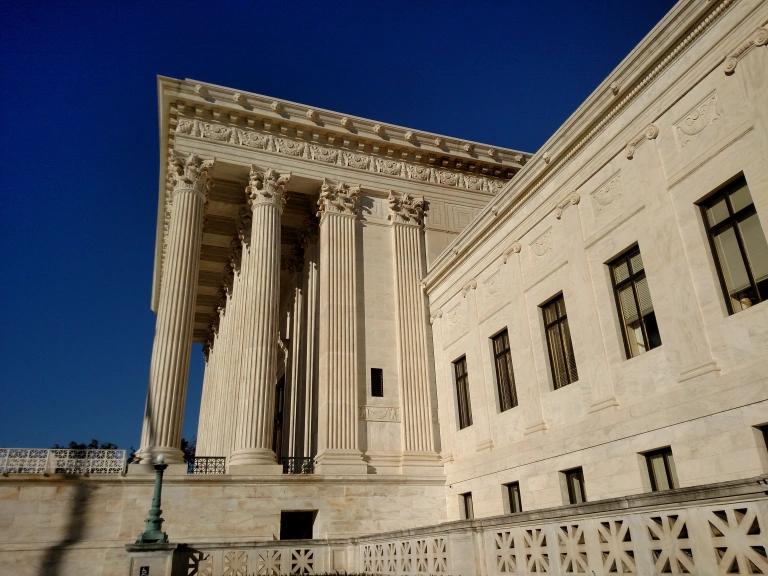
xmin=0 ymin=0 xmax=677 ymax=451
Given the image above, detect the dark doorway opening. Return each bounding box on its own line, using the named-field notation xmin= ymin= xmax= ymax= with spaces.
xmin=280 ymin=510 xmax=316 ymax=540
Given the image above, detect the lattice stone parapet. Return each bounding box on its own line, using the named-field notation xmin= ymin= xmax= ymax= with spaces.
xmin=388 ymin=190 xmax=425 ymax=226
xmin=0 ymin=448 xmax=127 ymax=475
xmin=316 ymin=178 xmax=360 ymax=218
xmin=246 ymin=166 xmax=291 ymax=214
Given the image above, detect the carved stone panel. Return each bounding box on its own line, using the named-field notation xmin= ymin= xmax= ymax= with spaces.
xmin=674 ymin=91 xmax=723 ymax=148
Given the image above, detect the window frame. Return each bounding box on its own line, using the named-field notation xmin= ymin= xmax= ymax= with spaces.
xmin=453 ymin=356 xmax=473 ymax=430
xmin=491 ymin=329 xmax=518 ymax=412
xmin=542 ymin=294 xmax=578 ymax=389
xmin=564 ymin=467 xmax=587 ymax=505
xmin=461 ymin=492 xmax=474 ymax=520
xmin=370 ymin=368 xmax=384 ymax=397
xmin=609 ymin=246 xmax=661 ymax=359
xmin=699 ymin=176 xmax=765 ymax=314
xmin=645 ymin=447 xmax=678 ymax=492
xmin=505 ymin=482 xmax=523 ymax=514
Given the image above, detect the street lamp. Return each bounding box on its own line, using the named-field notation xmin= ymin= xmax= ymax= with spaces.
xmin=135 ymin=454 xmax=169 ymax=544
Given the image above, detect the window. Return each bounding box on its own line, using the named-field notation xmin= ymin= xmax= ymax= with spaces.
xmin=700 ymin=177 xmax=768 ymax=314
xmin=645 ymin=448 xmax=679 ymax=492
xmin=760 ymin=425 xmax=768 ymax=451
xmin=492 ymin=330 xmax=518 ymax=411
xmin=542 ymin=295 xmax=578 ymax=389
xmin=280 ymin=511 xmax=316 ymax=540
xmin=461 ymin=492 xmax=474 ymax=520
xmin=454 ymin=357 xmax=473 ymax=429
xmin=371 ymin=368 xmax=383 ymax=397
xmin=505 ymin=482 xmax=523 ymax=514
xmin=564 ymin=468 xmax=587 ymax=504
xmin=610 ymin=247 xmax=662 ymax=358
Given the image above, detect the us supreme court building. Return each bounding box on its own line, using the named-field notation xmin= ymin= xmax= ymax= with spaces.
xmin=2 ymin=1 xmax=768 ymax=574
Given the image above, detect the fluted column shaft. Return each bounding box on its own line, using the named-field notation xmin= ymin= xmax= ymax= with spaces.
xmin=229 ymin=168 xmax=290 ymax=473
xmin=303 ymin=238 xmax=320 ymax=458
xmin=315 ymin=179 xmax=367 ymax=474
xmin=139 ymin=154 xmax=211 ymax=465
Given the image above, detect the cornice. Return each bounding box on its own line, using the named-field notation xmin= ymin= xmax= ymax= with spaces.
xmin=423 ymin=0 xmax=741 ymax=298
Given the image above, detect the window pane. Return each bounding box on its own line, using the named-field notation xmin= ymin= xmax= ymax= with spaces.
xmin=560 ymin=319 xmax=578 ymax=383
xmin=543 ymin=302 xmax=558 ymax=325
xmin=729 ymin=181 xmax=753 ymax=213
xmin=464 ymin=494 xmax=474 ymax=519
xmin=706 ymin=198 xmax=730 ymax=226
xmin=568 ymin=471 xmax=586 ymax=504
xmin=635 ymin=277 xmax=654 ymax=316
xmin=556 ymin=297 xmax=567 ymax=318
xmin=629 ymin=251 xmax=644 ymax=274
xmin=613 ymin=260 xmax=630 ymax=283
xmin=618 ymin=285 xmax=640 ymax=324
xmin=666 ymin=453 xmax=679 ymax=489
xmin=649 ymin=453 xmax=670 ymax=491
xmin=548 ymin=325 xmax=568 ymax=388
xmin=739 ymin=213 xmax=768 ymax=287
xmin=713 ymin=226 xmax=752 ymax=300
xmin=509 ymin=484 xmax=522 ymax=513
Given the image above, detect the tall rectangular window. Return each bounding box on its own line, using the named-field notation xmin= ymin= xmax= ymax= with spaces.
xmin=564 ymin=467 xmax=587 ymax=504
xmin=454 ymin=357 xmax=473 ymax=429
xmin=700 ymin=177 xmax=768 ymax=313
xmin=371 ymin=368 xmax=383 ymax=397
xmin=610 ymin=247 xmax=662 ymax=358
xmin=506 ymin=482 xmax=523 ymax=514
xmin=461 ymin=492 xmax=474 ymax=520
xmin=542 ymin=295 xmax=578 ymax=389
xmin=492 ymin=330 xmax=518 ymax=411
xmin=645 ymin=448 xmax=679 ymax=492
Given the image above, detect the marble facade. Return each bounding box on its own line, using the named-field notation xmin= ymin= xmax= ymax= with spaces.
xmin=2 ymin=0 xmax=768 ymax=574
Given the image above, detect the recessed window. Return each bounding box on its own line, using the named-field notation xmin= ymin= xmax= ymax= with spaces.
xmin=542 ymin=295 xmax=578 ymax=389
xmin=760 ymin=425 xmax=768 ymax=451
xmin=609 ymin=247 xmax=662 ymax=358
xmin=564 ymin=468 xmax=587 ymax=504
xmin=492 ymin=330 xmax=518 ymax=411
xmin=645 ymin=447 xmax=679 ymax=492
xmin=454 ymin=356 xmax=473 ymax=430
xmin=700 ymin=177 xmax=768 ymax=314
xmin=505 ymin=482 xmax=523 ymax=514
xmin=280 ymin=510 xmax=316 ymax=540
xmin=371 ymin=368 xmax=383 ymax=397
xmin=461 ymin=492 xmax=474 ymax=520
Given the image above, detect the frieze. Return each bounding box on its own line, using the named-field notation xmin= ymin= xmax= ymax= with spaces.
xmin=591 ymin=172 xmax=623 ymax=216
xmin=529 ymin=228 xmax=553 ymax=263
xmin=675 ymin=91 xmax=723 ymax=148
xmin=173 ymin=117 xmax=508 ymax=194
xmin=359 ymin=405 xmax=401 ymax=422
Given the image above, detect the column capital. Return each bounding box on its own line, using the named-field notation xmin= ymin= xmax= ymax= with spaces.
xmin=316 ymin=178 xmax=360 ymax=218
xmin=246 ymin=166 xmax=291 ymax=214
xmin=388 ymin=190 xmax=425 ymax=226
xmin=297 ymin=216 xmax=319 ymax=247
xmin=168 ymin=153 xmax=214 ymax=197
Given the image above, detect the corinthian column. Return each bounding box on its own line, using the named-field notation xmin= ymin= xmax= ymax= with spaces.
xmin=137 ymin=153 xmax=212 ymax=468
xmin=228 ymin=167 xmax=290 ymax=474
xmin=388 ymin=192 xmax=442 ymax=475
xmin=315 ymin=179 xmax=367 ymax=474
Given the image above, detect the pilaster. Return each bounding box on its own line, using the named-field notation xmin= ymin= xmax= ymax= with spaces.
xmin=315 ymin=179 xmax=367 ymax=474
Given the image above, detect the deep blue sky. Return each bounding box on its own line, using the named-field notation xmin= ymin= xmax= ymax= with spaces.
xmin=0 ymin=1 xmax=676 ymax=451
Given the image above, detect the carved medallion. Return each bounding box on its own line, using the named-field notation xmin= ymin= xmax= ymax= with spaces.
xmin=675 ymin=92 xmax=723 ymax=147
xmin=529 ymin=228 xmax=553 ymax=264
xmin=591 ymin=172 xmax=623 ymax=215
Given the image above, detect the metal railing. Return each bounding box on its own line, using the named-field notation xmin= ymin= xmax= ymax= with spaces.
xmin=281 ymin=456 xmax=314 ymax=474
xmin=0 ymin=448 xmax=127 ymax=475
xmin=188 ymin=456 xmax=226 ymax=475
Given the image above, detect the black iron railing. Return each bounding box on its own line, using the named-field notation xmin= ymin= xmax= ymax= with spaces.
xmin=188 ymin=456 xmax=226 ymax=475
xmin=281 ymin=457 xmax=314 ymax=474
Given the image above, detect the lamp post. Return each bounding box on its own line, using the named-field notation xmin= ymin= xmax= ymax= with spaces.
xmin=135 ymin=454 xmax=169 ymax=544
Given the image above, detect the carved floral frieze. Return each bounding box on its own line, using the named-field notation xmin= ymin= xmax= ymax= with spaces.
xmin=359 ymin=406 xmax=401 ymax=422
xmin=173 ymin=117 xmax=508 ymax=194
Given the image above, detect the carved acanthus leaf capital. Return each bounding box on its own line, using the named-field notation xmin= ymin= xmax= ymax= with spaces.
xmin=388 ymin=190 xmax=425 ymax=226
xmin=297 ymin=216 xmax=319 ymax=247
xmin=316 ymin=178 xmax=360 ymax=218
xmin=168 ymin=153 xmax=214 ymax=197
xmin=246 ymin=166 xmax=291 ymax=213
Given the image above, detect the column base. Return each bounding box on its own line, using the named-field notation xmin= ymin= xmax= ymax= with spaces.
xmin=314 ymin=449 xmax=368 ymax=475
xmin=134 ymin=446 xmax=186 ymax=465
xmin=400 ymin=451 xmax=444 ymax=476
xmin=127 ymin=462 xmax=188 ymax=476
xmin=228 ymin=448 xmax=283 ymax=475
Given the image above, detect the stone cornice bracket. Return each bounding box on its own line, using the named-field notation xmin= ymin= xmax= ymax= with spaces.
xmin=625 ymin=124 xmax=660 ymax=159
xmin=429 ymin=309 xmax=443 ymax=324
xmin=501 ymin=241 xmax=522 ymax=264
xmin=246 ymin=166 xmax=291 ymax=214
xmin=387 ymin=190 xmax=425 ymax=226
xmin=316 ymin=178 xmax=361 ymax=218
xmin=555 ymin=193 xmax=581 ymax=219
xmin=723 ymin=25 xmax=768 ymax=74
xmin=236 ymin=205 xmax=252 ymax=247
xmin=168 ymin=153 xmax=214 ymax=198
xmin=461 ymin=279 xmax=477 ymax=298
xmin=297 ymin=215 xmax=319 ymax=247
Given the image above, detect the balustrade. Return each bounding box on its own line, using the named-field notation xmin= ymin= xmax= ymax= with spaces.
xmin=0 ymin=448 xmax=126 ymax=475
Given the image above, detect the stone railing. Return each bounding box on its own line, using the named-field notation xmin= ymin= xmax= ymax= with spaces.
xmin=164 ymin=474 xmax=768 ymax=575
xmin=187 ymin=456 xmax=226 ymax=475
xmin=281 ymin=456 xmax=315 ymax=475
xmin=0 ymin=448 xmax=127 ymax=475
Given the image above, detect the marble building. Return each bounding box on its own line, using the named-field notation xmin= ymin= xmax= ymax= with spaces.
xmin=2 ymin=0 xmax=768 ymax=574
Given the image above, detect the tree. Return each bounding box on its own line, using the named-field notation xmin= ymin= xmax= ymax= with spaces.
xmin=52 ymin=439 xmax=118 ymax=450
xmin=54 ymin=438 xmax=197 ymax=465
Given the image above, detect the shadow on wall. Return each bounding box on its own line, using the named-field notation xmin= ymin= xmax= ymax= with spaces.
xmin=38 ymin=477 xmax=90 ymax=576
